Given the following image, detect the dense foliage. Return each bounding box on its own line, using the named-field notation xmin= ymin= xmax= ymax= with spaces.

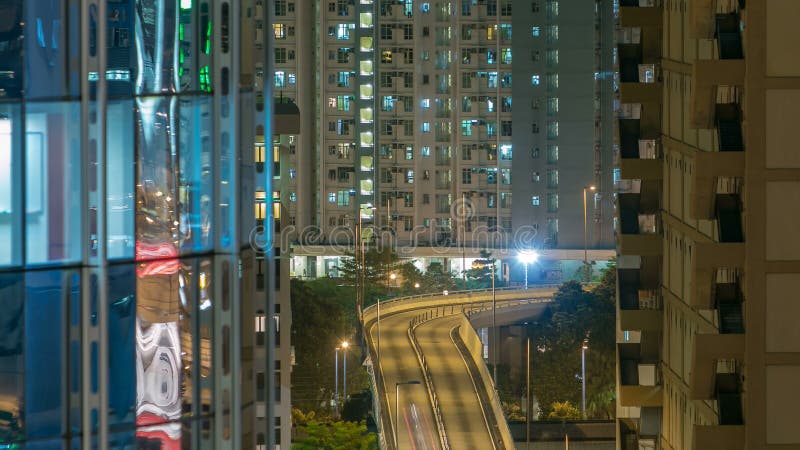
xmin=529 ymin=264 xmax=617 ymax=419
xmin=292 ymin=419 xmax=377 ymax=450
xmin=290 ymin=278 xmax=368 ymax=415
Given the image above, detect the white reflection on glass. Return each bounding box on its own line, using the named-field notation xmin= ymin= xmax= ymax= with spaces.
xmin=135 ymin=246 xmax=182 ymax=447
xmin=134 ymin=0 xmax=180 ymax=94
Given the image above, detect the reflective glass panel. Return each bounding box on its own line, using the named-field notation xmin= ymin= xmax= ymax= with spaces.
xmin=107 ymin=100 xmax=135 ymax=259
xmin=24 ymin=0 xmax=80 ymax=99
xmin=25 ymin=101 xmax=82 ymax=265
xmin=178 ymin=96 xmax=214 ymax=253
xmin=0 ymin=104 xmax=22 ymax=266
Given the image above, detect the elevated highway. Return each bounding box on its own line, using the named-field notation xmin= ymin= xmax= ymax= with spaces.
xmin=362 ymin=287 xmax=560 ymax=450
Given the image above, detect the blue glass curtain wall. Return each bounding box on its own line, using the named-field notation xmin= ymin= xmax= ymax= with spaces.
xmin=0 ymin=0 xmax=271 ymax=447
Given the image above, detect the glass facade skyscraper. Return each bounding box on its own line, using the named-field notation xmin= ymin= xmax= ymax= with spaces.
xmin=0 ymin=0 xmax=282 ymax=448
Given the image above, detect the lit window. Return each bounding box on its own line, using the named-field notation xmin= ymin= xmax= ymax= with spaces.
xmin=360 ymin=84 xmax=373 ymax=99
xmin=360 ymin=60 xmax=373 ymax=75
xmin=421 ymin=146 xmax=431 ymax=157
xmin=421 ymin=98 xmax=430 ymax=109
xmin=337 ymin=23 xmax=352 ymax=40
xmin=531 ymin=26 xmax=540 ymax=37
xmin=547 ymin=121 xmax=559 ymax=138
xmin=360 ymin=107 xmax=373 ymax=123
xmin=338 ymin=71 xmax=350 ymax=87
xmin=421 ymin=2 xmax=430 ymax=12
xmin=274 ymin=71 xmax=286 ymax=87
xmin=273 ymin=23 xmax=287 ymax=39
xmin=328 ymin=193 xmax=336 ymax=203
xmin=531 ymin=74 xmax=540 ymax=86
xmin=461 ymin=120 xmax=473 ymax=136
xmin=360 ymin=179 xmax=373 ymax=195
xmin=531 ymin=196 xmax=540 ymax=206
xmin=422 ymin=122 xmax=431 ymax=132
xmin=288 ymin=73 xmax=296 ymax=84
xmin=360 ymin=12 xmax=373 ymax=28
xmin=360 ymin=156 xmax=373 ymax=171
xmin=360 ymin=36 xmax=373 ymax=51
xmin=500 ymin=145 xmax=512 ymax=160
xmin=501 ymin=48 xmax=512 ymax=64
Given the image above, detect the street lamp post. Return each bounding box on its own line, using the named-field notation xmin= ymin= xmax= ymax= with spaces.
xmin=491 ymin=258 xmax=497 ymax=385
xmin=582 ymin=186 xmax=596 ymax=283
xmin=526 ymin=336 xmax=531 ymax=450
xmin=395 ymin=380 xmax=421 ymax=448
xmin=342 ymin=341 xmax=349 ymax=402
xmin=334 ymin=346 xmax=340 ymax=417
xmin=581 ymin=341 xmax=588 ymax=420
xmin=518 ymin=251 xmax=539 ymax=290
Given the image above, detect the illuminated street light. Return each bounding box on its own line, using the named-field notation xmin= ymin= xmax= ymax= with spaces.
xmin=342 ymin=341 xmax=349 ymax=401
xmin=583 ymin=186 xmax=597 ymax=282
xmin=517 ymin=250 xmax=539 ymax=289
xmin=581 ymin=341 xmax=589 ymax=419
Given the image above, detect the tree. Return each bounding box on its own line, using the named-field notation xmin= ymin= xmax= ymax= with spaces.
xmin=293 ymin=420 xmax=378 ymax=450
xmin=290 ymin=278 xmax=368 ymax=415
xmin=336 ymin=247 xmax=418 ymax=307
xmin=527 ymin=263 xmax=616 ymax=418
xmin=546 ymin=401 xmax=581 ymax=421
xmin=463 ymin=249 xmax=497 ymax=289
xmin=419 ymin=261 xmax=457 ymax=293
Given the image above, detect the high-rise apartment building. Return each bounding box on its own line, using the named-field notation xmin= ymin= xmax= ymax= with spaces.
xmin=0 ymin=0 xmax=288 ymax=448
xmin=616 ymin=0 xmax=800 ymax=448
xmin=273 ymin=0 xmax=615 ymax=281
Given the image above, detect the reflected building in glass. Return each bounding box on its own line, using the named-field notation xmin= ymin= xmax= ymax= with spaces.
xmin=0 ymin=0 xmax=286 ymax=449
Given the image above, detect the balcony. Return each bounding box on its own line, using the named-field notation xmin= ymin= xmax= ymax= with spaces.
xmin=716 ymin=103 xmax=744 ymax=152
xmin=690 ymin=243 xmax=744 ymax=309
xmin=717 ymin=281 xmax=744 ymax=334
xmin=618 ymin=268 xmax=662 ymax=331
xmin=690 ymin=334 xmax=744 ymax=399
xmin=717 ymin=373 xmax=744 ymax=425
xmin=691 ymin=152 xmax=744 ymax=220
xmin=618 ymin=193 xmax=661 ymax=256
xmin=620 ymin=81 xmax=661 ymax=105
xmin=693 ymin=424 xmax=744 ymax=450
xmin=618 ymin=343 xmax=662 ymax=407
xmin=716 ymin=13 xmax=744 ymax=59
xmin=619 ymin=137 xmax=662 ymax=181
xmin=690 ymin=60 xmax=745 ymax=129
xmin=715 ymin=194 xmax=744 ymax=243
xmin=620 ymin=4 xmax=663 ymax=28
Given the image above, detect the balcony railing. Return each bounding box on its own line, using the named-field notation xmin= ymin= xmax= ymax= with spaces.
xmin=715 ymin=13 xmax=743 ymax=60
xmin=716 ymin=373 xmax=744 ymax=425
xmin=716 ymin=103 xmax=744 ymax=152
xmin=715 ymin=193 xmax=744 ymax=243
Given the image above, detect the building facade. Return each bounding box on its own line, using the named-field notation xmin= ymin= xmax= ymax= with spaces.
xmin=0 ymin=0 xmax=287 ymax=448
xmin=272 ymin=0 xmax=616 ymax=282
xmin=616 ymin=0 xmax=800 ymax=448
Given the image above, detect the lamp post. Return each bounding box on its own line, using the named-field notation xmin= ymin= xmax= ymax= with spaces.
xmin=395 ymin=380 xmax=421 ymax=448
xmin=334 ymin=346 xmax=340 ymax=417
xmin=342 ymin=341 xmax=349 ymax=402
xmin=582 ymin=186 xmax=596 ymax=283
xmin=581 ymin=341 xmax=588 ymax=420
xmin=491 ymin=257 xmax=497 ymax=385
xmin=518 ymin=251 xmax=539 ymax=290
xmin=526 ymin=336 xmax=531 ymax=450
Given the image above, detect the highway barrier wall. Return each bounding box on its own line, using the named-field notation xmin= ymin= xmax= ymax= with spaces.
xmin=453 ymin=313 xmax=516 ymax=450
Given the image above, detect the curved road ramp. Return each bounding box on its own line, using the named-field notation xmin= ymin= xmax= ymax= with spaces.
xmin=362 ymin=287 xmax=559 ymax=450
